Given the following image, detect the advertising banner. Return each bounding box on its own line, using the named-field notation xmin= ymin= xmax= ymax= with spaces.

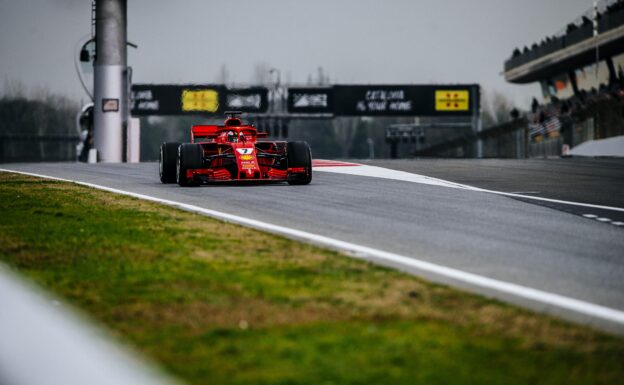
xmin=131 ymin=84 xmax=226 ymax=116
xmin=334 ymin=85 xmax=477 ymax=116
xmin=225 ymin=88 xmax=269 ymax=113
xmin=287 ymin=88 xmax=334 ymax=114
xmin=132 ymin=84 xmax=478 ymax=117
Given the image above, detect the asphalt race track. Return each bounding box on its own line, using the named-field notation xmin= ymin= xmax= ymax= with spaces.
xmin=360 ymin=158 xmax=624 ymax=224
xmin=3 ymin=160 xmax=624 ymax=331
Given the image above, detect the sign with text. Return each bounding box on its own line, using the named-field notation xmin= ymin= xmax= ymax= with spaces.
xmin=131 ymin=84 xmax=226 ymax=116
xmin=226 ymin=88 xmax=269 ymax=113
xmin=131 ymin=84 xmax=479 ymax=117
xmin=287 ymin=88 xmax=334 ymax=114
xmin=334 ymin=85 xmax=478 ymax=116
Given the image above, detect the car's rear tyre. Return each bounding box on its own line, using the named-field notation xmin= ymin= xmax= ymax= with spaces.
xmin=159 ymin=142 xmax=180 ymax=183
xmin=287 ymin=141 xmax=312 ymax=185
xmin=176 ymin=143 xmax=203 ymax=187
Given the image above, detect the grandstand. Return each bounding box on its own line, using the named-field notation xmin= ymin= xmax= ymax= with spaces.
xmin=504 ymin=0 xmax=624 ymax=155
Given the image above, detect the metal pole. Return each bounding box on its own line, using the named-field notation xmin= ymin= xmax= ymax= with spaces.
xmin=94 ymin=0 xmax=127 ymax=162
xmin=594 ymin=1 xmax=599 ymax=83
xmin=593 ymin=1 xmax=600 ymax=140
xmin=366 ymin=137 xmax=375 ymax=159
xmin=473 ymin=86 xmax=483 ymax=158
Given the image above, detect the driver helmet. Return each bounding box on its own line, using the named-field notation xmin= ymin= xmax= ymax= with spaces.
xmin=227 ymin=130 xmax=238 ymax=143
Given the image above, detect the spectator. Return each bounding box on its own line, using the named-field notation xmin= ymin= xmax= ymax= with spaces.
xmin=531 ymin=97 xmax=540 ymax=114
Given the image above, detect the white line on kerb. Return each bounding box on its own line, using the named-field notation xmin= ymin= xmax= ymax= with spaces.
xmin=315 ymin=165 xmax=624 ymax=213
xmin=3 ymin=168 xmax=624 ymax=328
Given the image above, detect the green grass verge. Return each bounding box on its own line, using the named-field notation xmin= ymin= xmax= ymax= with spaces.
xmin=1 ymin=172 xmax=624 ymax=385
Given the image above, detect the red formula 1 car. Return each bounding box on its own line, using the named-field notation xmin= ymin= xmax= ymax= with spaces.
xmin=159 ymin=112 xmax=312 ymax=186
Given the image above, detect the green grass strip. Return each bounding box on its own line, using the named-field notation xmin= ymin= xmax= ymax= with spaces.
xmin=1 ymin=172 xmax=624 ymax=385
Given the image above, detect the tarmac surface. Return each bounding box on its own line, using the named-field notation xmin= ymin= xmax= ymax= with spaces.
xmin=360 ymin=158 xmax=624 ymax=224
xmin=359 ymin=158 xmax=624 ymax=207
xmin=3 ymin=160 xmax=624 ymax=331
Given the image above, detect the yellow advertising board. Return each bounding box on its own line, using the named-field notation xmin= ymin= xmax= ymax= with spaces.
xmin=435 ymin=90 xmax=469 ymax=111
xmin=181 ymin=89 xmax=219 ymax=112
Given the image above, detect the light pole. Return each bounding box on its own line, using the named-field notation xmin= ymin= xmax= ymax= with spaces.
xmin=269 ymin=68 xmax=284 ymax=137
xmin=269 ymin=68 xmax=281 ymax=88
xmin=269 ymin=67 xmax=282 ymax=113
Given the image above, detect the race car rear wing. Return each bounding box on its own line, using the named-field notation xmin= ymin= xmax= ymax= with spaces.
xmin=191 ymin=125 xmax=219 ymax=142
xmin=191 ymin=125 xmax=269 ymax=142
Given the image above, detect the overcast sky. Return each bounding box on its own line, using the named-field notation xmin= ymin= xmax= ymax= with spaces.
xmin=0 ymin=0 xmax=592 ymax=108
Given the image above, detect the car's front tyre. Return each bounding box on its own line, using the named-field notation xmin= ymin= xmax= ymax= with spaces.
xmin=287 ymin=141 xmax=312 ymax=185
xmin=176 ymin=143 xmax=202 ymax=187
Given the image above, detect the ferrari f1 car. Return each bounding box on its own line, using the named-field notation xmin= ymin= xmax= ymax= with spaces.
xmin=159 ymin=112 xmax=312 ymax=186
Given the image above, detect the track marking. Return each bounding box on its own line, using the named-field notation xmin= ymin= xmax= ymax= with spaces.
xmin=312 ymin=159 xmax=361 ymax=167
xmin=314 ymin=164 xmax=624 ymax=213
xmin=583 ymin=213 xmax=624 ymax=227
xmin=314 ymin=164 xmax=471 ymax=189
xmin=3 ymin=168 xmax=624 ymax=331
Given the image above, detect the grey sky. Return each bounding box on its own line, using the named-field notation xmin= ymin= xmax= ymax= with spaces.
xmin=0 ymin=0 xmax=592 ymax=108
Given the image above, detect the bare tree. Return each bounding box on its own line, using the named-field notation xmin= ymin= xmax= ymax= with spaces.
xmin=316 ymin=66 xmax=330 ymax=85
xmin=305 ymin=66 xmax=330 ymax=86
xmin=1 ymin=78 xmax=27 ymax=99
xmin=250 ymin=62 xmax=273 ymax=86
xmin=215 ymin=64 xmax=230 ymax=85
xmin=481 ymin=90 xmax=515 ymax=128
xmin=0 ymin=83 xmax=79 ymax=162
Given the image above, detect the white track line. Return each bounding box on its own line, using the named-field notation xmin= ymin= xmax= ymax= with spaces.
xmin=3 ymin=168 xmax=624 ymax=330
xmin=314 ymin=165 xmax=473 ymax=189
xmin=315 ymin=165 xmax=624 ymax=213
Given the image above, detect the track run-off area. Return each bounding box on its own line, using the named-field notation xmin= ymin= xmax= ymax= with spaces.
xmin=2 ymin=157 xmax=624 ymax=333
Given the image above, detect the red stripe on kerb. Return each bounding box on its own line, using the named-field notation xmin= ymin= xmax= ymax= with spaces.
xmin=312 ymin=159 xmax=361 ymax=167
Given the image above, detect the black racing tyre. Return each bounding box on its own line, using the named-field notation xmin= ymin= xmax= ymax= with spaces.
xmin=159 ymin=142 xmax=180 ymax=183
xmin=287 ymin=141 xmax=312 ymax=185
xmin=176 ymin=143 xmax=203 ymax=187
